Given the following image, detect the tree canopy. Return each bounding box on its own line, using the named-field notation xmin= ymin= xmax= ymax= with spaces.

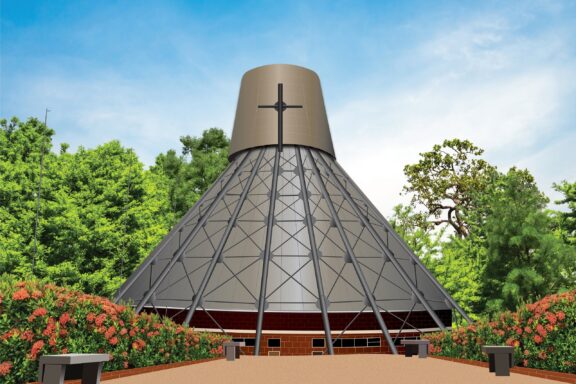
xmin=401 ymin=139 xmax=576 ymax=316
xmin=0 ymin=117 xmax=229 ymax=296
xmin=403 ymin=139 xmax=496 ymax=238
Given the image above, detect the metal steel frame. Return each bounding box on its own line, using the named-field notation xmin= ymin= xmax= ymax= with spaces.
xmin=183 ymin=149 xmax=266 ymax=325
xmin=117 ymin=145 xmax=468 ymax=357
xmin=307 ymin=148 xmax=398 ymax=354
xmin=328 ymin=154 xmax=472 ymax=323
xmin=134 ymin=152 xmax=251 ymax=313
xmin=254 ymin=149 xmax=281 ymax=355
xmin=314 ymin=150 xmax=447 ymax=330
xmin=114 ymin=158 xmax=241 ymax=303
xmin=296 ymin=147 xmax=334 ymax=355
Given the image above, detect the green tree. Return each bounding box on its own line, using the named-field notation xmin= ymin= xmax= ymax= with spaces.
xmin=389 ymin=204 xmax=483 ymax=317
xmin=152 ymin=128 xmax=230 ymax=221
xmin=37 ymin=141 xmax=173 ymax=295
xmin=482 ymin=168 xmax=575 ymax=312
xmin=403 ymin=139 xmax=496 ymax=238
xmin=0 ymin=117 xmax=55 ymax=277
xmin=0 ymin=117 xmax=174 ymax=296
xmin=553 ymin=180 xmax=576 ymax=246
xmin=389 ymin=204 xmax=443 ymax=266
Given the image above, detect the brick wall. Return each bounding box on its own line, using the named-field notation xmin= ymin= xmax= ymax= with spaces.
xmin=229 ymin=331 xmax=421 ymax=356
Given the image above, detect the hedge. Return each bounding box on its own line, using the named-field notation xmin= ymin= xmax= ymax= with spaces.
xmin=427 ymin=290 xmax=576 ymax=373
xmin=0 ymin=276 xmax=229 ymax=383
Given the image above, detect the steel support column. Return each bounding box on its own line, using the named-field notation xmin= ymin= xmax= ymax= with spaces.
xmin=134 ymin=152 xmax=250 ymax=313
xmin=115 ymin=159 xmax=239 ymax=303
xmin=296 ymin=148 xmax=334 ymax=355
xmin=183 ymin=149 xmax=265 ymax=325
xmin=314 ymin=151 xmax=447 ymax=330
xmin=331 ymin=158 xmax=472 ymax=323
xmin=307 ymin=148 xmax=398 ymax=354
xmin=254 ymin=148 xmax=281 ymax=356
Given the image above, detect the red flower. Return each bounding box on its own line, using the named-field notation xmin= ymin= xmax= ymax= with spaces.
xmin=524 ymin=326 xmax=532 ymax=334
xmin=30 ymin=340 xmax=45 ymax=360
xmin=105 ymin=326 xmax=116 ymax=339
xmin=86 ymin=313 xmax=96 ymax=323
xmin=59 ymin=312 xmax=71 ymax=326
xmin=545 ymin=312 xmax=557 ymax=325
xmin=533 ymin=335 xmax=543 ymax=344
xmin=0 ymin=361 xmax=12 ymax=377
xmin=123 ymin=361 xmax=128 ymax=369
xmin=536 ymin=324 xmax=547 ymax=337
xmin=20 ymin=330 xmax=34 ymax=342
xmin=557 ymin=311 xmax=565 ymax=321
xmin=120 ymin=328 xmax=127 ymax=336
xmin=109 ymin=337 xmax=118 ymax=346
xmin=95 ymin=314 xmax=107 ymax=327
xmin=33 ymin=308 xmax=48 ymax=317
xmin=43 ymin=318 xmax=56 ymax=337
xmin=523 ymin=359 xmax=529 ymax=367
xmin=12 ymin=288 xmax=30 ymax=301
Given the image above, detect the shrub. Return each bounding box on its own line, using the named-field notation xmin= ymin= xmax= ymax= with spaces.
xmin=428 ymin=290 xmax=576 ymax=373
xmin=0 ymin=276 xmax=229 ymax=383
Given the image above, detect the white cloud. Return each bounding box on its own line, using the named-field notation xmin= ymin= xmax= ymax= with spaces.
xmin=330 ymin=12 xmax=576 ymax=217
xmin=11 ymin=71 xmax=239 ymax=165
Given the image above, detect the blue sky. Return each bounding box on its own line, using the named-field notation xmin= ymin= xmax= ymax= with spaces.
xmin=2 ymin=0 xmax=575 ymax=214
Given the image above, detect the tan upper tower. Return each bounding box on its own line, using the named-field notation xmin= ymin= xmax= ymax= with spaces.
xmin=229 ymin=64 xmax=335 ymax=159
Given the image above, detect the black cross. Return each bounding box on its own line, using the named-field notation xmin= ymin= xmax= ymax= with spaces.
xmin=258 ymin=83 xmax=302 ymax=152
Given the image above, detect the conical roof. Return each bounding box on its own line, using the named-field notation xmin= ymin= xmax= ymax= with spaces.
xmin=115 ymin=64 xmax=470 ymax=355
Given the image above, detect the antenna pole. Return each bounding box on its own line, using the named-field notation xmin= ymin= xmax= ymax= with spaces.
xmin=33 ymin=108 xmax=50 ymax=273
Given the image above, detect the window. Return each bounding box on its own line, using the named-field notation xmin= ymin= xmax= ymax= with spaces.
xmin=268 ymin=351 xmax=280 ymax=356
xmin=312 ymin=338 xmax=325 ymax=348
xmin=367 ymin=338 xmax=381 ymax=347
xmin=332 ymin=337 xmax=381 ymax=348
xmin=312 ymin=351 xmax=323 ymax=355
xmin=232 ymin=338 xmax=256 ymax=347
xmin=342 ymin=338 xmax=354 ymax=347
xmin=268 ymin=338 xmax=281 ymax=348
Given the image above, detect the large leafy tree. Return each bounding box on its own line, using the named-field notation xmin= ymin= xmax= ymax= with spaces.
xmin=403 ymin=139 xmax=496 ymax=238
xmin=482 ymin=168 xmax=576 ymax=312
xmin=0 ymin=117 xmax=231 ymax=296
xmin=0 ymin=117 xmax=174 ymax=296
xmin=0 ymin=117 xmax=54 ymax=276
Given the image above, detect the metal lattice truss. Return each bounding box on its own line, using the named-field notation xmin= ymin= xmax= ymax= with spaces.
xmin=115 ymin=146 xmax=471 ymax=355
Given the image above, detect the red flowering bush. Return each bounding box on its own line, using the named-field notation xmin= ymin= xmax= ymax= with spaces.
xmin=428 ymin=290 xmax=576 ymax=373
xmin=0 ymin=277 xmax=229 ymax=384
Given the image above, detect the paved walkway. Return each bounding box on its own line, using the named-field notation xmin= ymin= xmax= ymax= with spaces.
xmin=106 ymin=354 xmax=564 ymax=384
